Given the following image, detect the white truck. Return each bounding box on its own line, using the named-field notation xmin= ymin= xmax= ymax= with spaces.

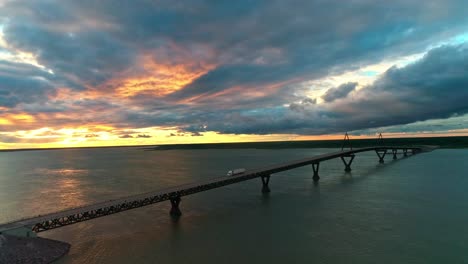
xmin=226 ymin=168 xmax=246 ymax=176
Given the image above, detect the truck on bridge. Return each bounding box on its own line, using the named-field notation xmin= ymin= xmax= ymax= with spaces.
xmin=226 ymin=168 xmax=246 ymax=176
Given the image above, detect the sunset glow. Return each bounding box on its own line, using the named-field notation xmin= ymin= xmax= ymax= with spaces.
xmin=1 ymin=1 xmax=468 ymax=149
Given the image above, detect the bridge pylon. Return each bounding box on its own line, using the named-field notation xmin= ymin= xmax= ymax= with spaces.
xmin=341 ymin=132 xmax=352 ymax=151
xmin=378 ymin=133 xmax=384 ymax=145
xmin=340 ymin=132 xmax=355 ymax=172
xmin=375 ymin=133 xmax=386 ymax=163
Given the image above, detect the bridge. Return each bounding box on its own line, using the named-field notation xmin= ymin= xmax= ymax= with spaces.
xmin=0 ymin=145 xmax=433 ymax=235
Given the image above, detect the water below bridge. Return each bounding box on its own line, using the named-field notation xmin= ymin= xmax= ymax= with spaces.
xmin=0 ymin=147 xmax=467 ymax=263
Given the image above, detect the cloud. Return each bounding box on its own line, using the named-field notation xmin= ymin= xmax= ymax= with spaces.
xmin=321 ymin=82 xmax=357 ymax=102
xmin=166 ymin=131 xmax=203 ymax=137
xmin=0 ymin=0 xmax=468 ymax=144
xmin=117 ymin=132 xmax=151 ymax=139
xmin=190 ymin=132 xmax=202 ymax=137
xmin=323 ymin=44 xmax=468 ymax=131
xmin=354 ymin=114 xmax=468 ymax=135
xmin=0 ymin=61 xmax=57 ymax=107
xmin=317 ymin=44 xmax=468 ymax=133
xmin=0 ymin=134 xmax=59 ymax=144
xmin=165 ymin=0 xmax=468 ymax=103
xmin=289 ymin=98 xmax=317 ymax=113
xmin=2 ymin=0 xmax=467 ymax=100
xmin=168 ymin=44 xmax=468 ymax=135
xmin=0 ymin=134 xmax=21 ymax=143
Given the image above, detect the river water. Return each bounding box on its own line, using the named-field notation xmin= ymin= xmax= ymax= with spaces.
xmin=0 ymin=147 xmax=467 ymax=263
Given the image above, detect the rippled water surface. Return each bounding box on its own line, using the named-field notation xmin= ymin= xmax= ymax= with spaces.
xmin=0 ymin=147 xmax=467 ymax=263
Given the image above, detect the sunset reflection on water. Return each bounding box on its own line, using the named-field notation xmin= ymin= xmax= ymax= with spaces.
xmin=33 ymin=168 xmax=89 ymax=215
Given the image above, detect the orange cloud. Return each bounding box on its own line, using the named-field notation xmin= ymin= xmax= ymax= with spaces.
xmin=0 ymin=113 xmax=36 ymax=125
xmin=114 ymin=53 xmax=216 ymax=97
xmin=52 ymin=87 xmax=103 ymax=101
xmin=47 ymin=43 xmax=218 ymax=104
xmin=178 ymin=78 xmax=299 ymax=105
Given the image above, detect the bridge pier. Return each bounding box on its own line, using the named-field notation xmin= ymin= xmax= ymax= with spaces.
xmin=261 ymin=175 xmax=271 ymax=193
xmin=392 ymin=149 xmax=398 ymax=160
xmin=312 ymin=163 xmax=320 ymax=181
xmin=340 ymin=154 xmax=355 ymax=172
xmin=403 ymin=149 xmax=408 ymax=157
xmin=375 ymin=149 xmax=387 ymax=163
xmin=169 ymin=196 xmax=182 ymax=217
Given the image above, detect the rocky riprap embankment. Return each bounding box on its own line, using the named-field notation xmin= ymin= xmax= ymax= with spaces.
xmin=0 ymin=233 xmax=70 ymax=263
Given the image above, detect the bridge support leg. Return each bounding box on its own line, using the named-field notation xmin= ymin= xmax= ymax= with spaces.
xmin=376 ymin=149 xmax=387 ymax=163
xmin=392 ymin=149 xmax=397 ymax=160
xmin=403 ymin=149 xmax=408 ymax=157
xmin=169 ymin=196 xmax=182 ymax=217
xmin=261 ymin=175 xmax=271 ymax=193
xmin=340 ymin=155 xmax=355 ymax=172
xmin=312 ymin=163 xmax=320 ymax=181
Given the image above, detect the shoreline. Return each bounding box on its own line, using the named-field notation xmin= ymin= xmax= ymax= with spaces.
xmin=1 ymin=136 xmax=468 ymax=152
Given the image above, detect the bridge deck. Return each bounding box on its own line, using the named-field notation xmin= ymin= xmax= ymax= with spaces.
xmin=0 ymin=146 xmax=431 ymax=233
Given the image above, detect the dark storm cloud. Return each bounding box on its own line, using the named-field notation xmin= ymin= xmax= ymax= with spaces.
xmin=243 ymin=44 xmax=468 ymax=134
xmin=327 ymin=44 xmax=468 ymax=130
xmin=321 ymin=82 xmax=357 ymax=102
xmin=135 ymin=44 xmax=468 ymax=135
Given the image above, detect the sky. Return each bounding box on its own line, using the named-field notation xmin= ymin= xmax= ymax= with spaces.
xmin=0 ymin=0 xmax=468 ymax=149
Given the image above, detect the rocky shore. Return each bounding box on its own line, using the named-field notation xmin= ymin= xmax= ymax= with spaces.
xmin=0 ymin=234 xmax=70 ymax=263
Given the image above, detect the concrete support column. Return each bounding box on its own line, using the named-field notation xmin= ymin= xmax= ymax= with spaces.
xmin=261 ymin=175 xmax=271 ymax=193
xmin=340 ymin=154 xmax=355 ymax=172
xmin=169 ymin=196 xmax=182 ymax=217
xmin=375 ymin=149 xmax=387 ymax=163
xmin=312 ymin=163 xmax=320 ymax=181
